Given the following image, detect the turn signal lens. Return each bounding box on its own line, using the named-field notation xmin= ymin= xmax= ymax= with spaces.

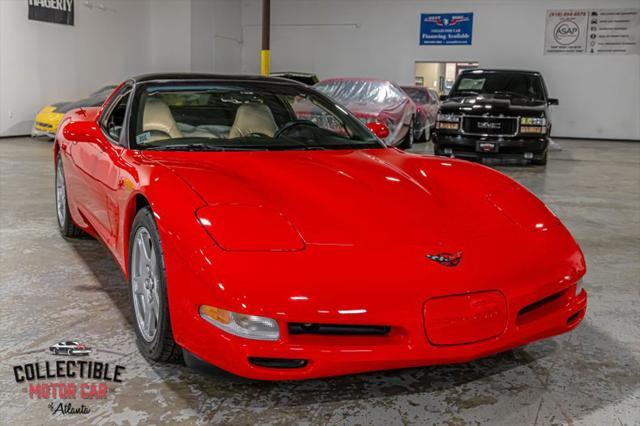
xmin=520 ymin=126 xmax=546 ymax=134
xmin=199 ymin=305 xmax=231 ymax=324
xmin=199 ymin=305 xmax=280 ymax=341
xmin=437 ymin=122 xmax=460 ymax=130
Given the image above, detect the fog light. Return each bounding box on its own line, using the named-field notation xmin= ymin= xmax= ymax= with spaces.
xmin=199 ymin=305 xmax=280 ymax=341
xmin=524 ymin=152 xmax=534 ymax=159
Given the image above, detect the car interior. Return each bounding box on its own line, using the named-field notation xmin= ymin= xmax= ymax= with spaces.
xmin=134 ymin=90 xmax=352 ymax=146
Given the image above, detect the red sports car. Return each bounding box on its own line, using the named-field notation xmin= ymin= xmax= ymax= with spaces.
xmin=314 ymin=78 xmax=417 ymax=149
xmin=54 ymin=74 xmax=587 ymax=381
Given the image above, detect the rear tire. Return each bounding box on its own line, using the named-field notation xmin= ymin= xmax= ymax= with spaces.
xmin=399 ymin=119 xmax=414 ymax=149
xmin=55 ymin=155 xmax=84 ymax=238
xmin=129 ymin=207 xmax=182 ymax=363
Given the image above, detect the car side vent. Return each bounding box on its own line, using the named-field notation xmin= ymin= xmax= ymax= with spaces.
xmin=518 ymin=291 xmax=563 ymax=316
xmin=516 ymin=289 xmax=567 ymax=326
xmin=288 ymin=323 xmax=391 ymax=336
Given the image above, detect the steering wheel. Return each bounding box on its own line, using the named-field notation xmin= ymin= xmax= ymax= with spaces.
xmin=274 ymin=120 xmax=319 ymax=138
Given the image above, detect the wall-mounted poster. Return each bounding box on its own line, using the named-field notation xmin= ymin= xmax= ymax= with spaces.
xmin=420 ymin=13 xmax=473 ymax=46
xmin=545 ymin=8 xmax=639 ymax=55
xmin=28 ymin=0 xmax=74 ymax=26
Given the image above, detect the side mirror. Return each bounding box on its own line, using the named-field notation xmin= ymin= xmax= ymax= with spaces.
xmin=547 ymin=98 xmax=559 ymax=106
xmin=439 ymin=94 xmax=448 ymax=101
xmin=62 ymin=120 xmax=99 ymax=143
xmin=367 ymin=121 xmax=390 ymax=140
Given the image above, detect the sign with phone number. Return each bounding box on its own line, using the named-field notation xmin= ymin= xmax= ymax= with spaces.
xmin=544 ymin=8 xmax=640 ymax=55
xmin=420 ymin=13 xmax=474 ymax=46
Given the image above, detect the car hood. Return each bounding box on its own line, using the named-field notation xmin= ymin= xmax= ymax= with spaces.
xmin=145 ymin=149 xmax=535 ymax=249
xmin=440 ymin=93 xmax=547 ymax=115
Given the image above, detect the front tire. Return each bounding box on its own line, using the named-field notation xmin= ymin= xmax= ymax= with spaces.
xmin=129 ymin=207 xmax=182 ymax=363
xmin=55 ymin=155 xmax=83 ymax=238
xmin=532 ymin=150 xmax=548 ymax=166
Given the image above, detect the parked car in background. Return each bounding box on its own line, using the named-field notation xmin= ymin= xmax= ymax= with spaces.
xmin=401 ymin=86 xmax=440 ymax=142
xmin=271 ymin=72 xmax=319 ymax=86
xmin=32 ymin=85 xmax=116 ymax=139
xmin=314 ymin=78 xmax=416 ymax=148
xmin=433 ymin=69 xmax=557 ymax=165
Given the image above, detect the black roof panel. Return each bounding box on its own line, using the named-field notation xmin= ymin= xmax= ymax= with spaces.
xmin=131 ymin=73 xmax=298 ymax=84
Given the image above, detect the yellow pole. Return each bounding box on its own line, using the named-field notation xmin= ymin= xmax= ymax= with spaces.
xmin=261 ymin=0 xmax=271 ymax=76
xmin=260 ymin=49 xmax=270 ymax=76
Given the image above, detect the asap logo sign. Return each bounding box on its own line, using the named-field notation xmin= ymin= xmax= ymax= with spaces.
xmin=553 ymin=20 xmax=580 ymax=45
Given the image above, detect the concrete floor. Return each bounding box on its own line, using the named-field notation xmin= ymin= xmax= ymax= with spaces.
xmin=1 ymin=136 xmax=639 ymax=425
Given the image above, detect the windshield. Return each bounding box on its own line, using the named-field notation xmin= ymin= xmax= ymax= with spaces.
xmin=314 ymin=80 xmax=405 ymax=108
xmin=450 ymin=72 xmax=545 ymax=100
xmin=132 ymin=82 xmax=382 ymax=151
xmin=401 ymin=87 xmax=431 ymax=104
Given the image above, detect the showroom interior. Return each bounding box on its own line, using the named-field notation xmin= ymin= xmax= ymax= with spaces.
xmin=0 ymin=0 xmax=638 ymax=424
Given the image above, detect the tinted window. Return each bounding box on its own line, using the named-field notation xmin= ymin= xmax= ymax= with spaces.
xmin=451 ymin=72 xmax=545 ymax=100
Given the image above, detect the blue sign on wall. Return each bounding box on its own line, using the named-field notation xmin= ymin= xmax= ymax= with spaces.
xmin=420 ymin=13 xmax=474 ymax=45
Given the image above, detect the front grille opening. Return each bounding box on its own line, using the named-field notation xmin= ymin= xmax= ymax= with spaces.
xmin=288 ymin=323 xmax=391 ymax=336
xmin=516 ymin=289 xmax=566 ymax=326
xmin=248 ymin=357 xmax=307 ymax=369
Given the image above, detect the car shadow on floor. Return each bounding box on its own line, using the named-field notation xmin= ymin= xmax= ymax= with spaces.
xmin=67 ymin=237 xmax=133 ymax=327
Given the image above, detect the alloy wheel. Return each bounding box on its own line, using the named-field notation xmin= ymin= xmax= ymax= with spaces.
xmin=131 ymin=227 xmax=161 ymax=342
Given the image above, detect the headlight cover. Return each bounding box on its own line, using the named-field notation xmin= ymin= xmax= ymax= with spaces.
xmin=437 ymin=113 xmax=461 ymax=123
xmin=196 ymin=205 xmax=305 ymax=252
xmin=520 ymin=117 xmax=546 ymax=126
xmin=200 ymin=305 xmax=280 ymax=341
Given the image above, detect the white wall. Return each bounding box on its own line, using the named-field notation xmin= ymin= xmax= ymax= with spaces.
xmin=150 ymin=0 xmax=192 ymax=73
xmin=0 ymin=0 xmax=244 ymax=136
xmin=241 ymin=0 xmax=640 ymax=140
xmin=0 ymin=0 xmax=152 ymax=136
xmin=191 ymin=0 xmax=242 ymax=74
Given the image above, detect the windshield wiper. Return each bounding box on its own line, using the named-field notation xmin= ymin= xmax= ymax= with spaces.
xmin=450 ymin=90 xmax=479 ymax=96
xmin=492 ymin=90 xmax=533 ymax=100
xmin=144 ymin=143 xmax=249 ymax=152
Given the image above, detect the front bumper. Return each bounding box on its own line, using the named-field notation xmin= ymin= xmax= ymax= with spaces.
xmin=433 ymin=133 xmax=548 ymax=163
xmin=165 ymin=225 xmax=587 ymax=381
xmin=183 ymin=285 xmax=586 ymax=380
xmin=31 ymin=109 xmax=63 ymax=139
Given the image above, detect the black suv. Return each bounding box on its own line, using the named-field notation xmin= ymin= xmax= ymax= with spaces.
xmin=433 ymin=69 xmax=558 ymax=165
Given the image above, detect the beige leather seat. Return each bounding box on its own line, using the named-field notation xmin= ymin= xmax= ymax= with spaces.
xmin=142 ymin=98 xmax=182 ymax=142
xmin=228 ymin=103 xmax=278 ymax=138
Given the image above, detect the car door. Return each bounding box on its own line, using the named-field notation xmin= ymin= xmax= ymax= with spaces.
xmin=91 ymin=86 xmax=133 ymax=248
xmin=70 ymin=85 xmax=130 ymax=246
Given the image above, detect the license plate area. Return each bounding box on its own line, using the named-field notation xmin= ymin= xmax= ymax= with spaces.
xmin=476 ymin=141 xmax=499 ymax=153
xmin=424 ymin=291 xmax=507 ymax=346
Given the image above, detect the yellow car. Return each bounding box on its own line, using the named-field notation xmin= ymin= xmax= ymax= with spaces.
xmin=32 ymin=85 xmax=116 ymax=139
